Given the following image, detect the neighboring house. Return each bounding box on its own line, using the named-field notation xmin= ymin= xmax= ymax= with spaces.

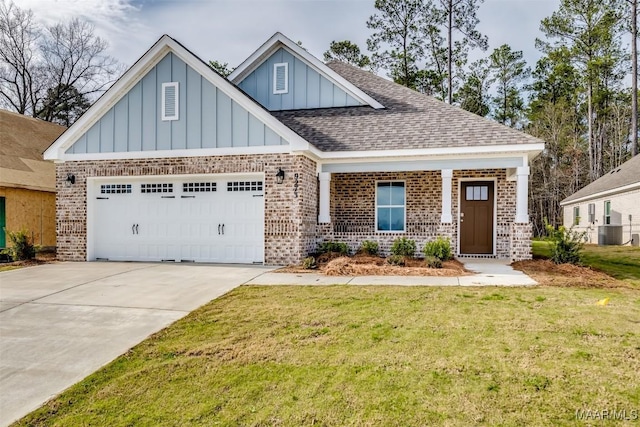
xmin=560 ymin=155 xmax=640 ymax=245
xmin=44 ymin=33 xmax=544 ymax=265
xmin=0 ymin=109 xmax=65 ymax=250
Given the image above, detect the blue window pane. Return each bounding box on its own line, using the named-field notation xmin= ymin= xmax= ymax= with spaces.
xmin=377 ymin=183 xmax=391 ymax=205
xmin=377 ymin=208 xmax=390 ymax=231
xmin=466 ymin=186 xmax=473 ymax=201
xmin=390 ymin=207 xmax=405 ymax=231
xmin=390 ymin=183 xmax=405 ymax=205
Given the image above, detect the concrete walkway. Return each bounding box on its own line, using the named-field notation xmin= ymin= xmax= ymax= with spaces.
xmin=0 ymin=262 xmax=272 ymax=426
xmin=245 ymin=258 xmax=537 ymax=286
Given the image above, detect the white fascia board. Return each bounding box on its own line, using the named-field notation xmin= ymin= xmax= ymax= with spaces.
xmin=45 ymin=34 xmax=312 ymax=161
xmin=229 ymin=32 xmax=385 ymax=110
xmin=61 ymin=145 xmax=290 ymax=162
xmin=559 ymin=182 xmax=640 ymax=206
xmin=317 ymin=143 xmax=545 ymax=161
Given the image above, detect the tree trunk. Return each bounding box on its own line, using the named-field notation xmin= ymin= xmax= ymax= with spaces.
xmin=588 ymin=82 xmax=596 ymax=180
xmin=632 ymin=0 xmax=638 ymax=156
xmin=447 ymin=0 xmax=453 ymax=104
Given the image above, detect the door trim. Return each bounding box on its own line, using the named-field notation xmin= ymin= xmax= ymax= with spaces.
xmin=86 ymin=172 xmax=265 ymax=262
xmin=457 ymin=177 xmax=497 ymax=256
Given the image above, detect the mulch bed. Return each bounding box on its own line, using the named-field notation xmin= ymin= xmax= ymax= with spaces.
xmin=276 ymin=252 xmax=470 ymax=276
xmin=512 ymin=259 xmax=633 ymax=289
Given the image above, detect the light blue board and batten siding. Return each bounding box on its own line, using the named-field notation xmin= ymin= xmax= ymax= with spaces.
xmin=66 ymin=53 xmax=287 ymax=154
xmin=238 ymin=48 xmax=364 ymax=111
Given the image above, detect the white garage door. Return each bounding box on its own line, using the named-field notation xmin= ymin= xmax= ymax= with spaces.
xmin=90 ymin=175 xmax=264 ymax=264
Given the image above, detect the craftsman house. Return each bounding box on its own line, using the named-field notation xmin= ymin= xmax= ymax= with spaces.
xmin=44 ymin=33 xmax=544 ymax=265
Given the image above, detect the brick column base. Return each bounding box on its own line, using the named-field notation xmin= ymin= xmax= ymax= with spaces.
xmin=510 ymin=223 xmax=532 ymax=261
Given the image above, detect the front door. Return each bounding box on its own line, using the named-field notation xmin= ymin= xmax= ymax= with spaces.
xmin=460 ymin=181 xmax=494 ymax=254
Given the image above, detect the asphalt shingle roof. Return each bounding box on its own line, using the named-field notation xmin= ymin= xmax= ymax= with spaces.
xmin=272 ymin=61 xmax=544 ymax=152
xmin=0 ymin=109 xmax=65 ymax=191
xmin=562 ymin=154 xmax=640 ymax=204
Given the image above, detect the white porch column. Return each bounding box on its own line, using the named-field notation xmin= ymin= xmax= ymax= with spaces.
xmin=515 ymin=166 xmax=530 ymax=223
xmin=441 ymin=169 xmax=453 ymax=223
xmin=318 ymin=172 xmax=331 ymax=223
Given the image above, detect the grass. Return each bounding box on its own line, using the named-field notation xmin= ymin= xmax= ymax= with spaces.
xmin=532 ymin=241 xmax=640 ymax=284
xmin=16 ymin=285 xmax=640 ymax=426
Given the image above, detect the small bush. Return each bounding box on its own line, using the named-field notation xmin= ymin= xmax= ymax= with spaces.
xmin=387 ymin=254 xmax=406 ymax=266
xmin=544 ymin=221 xmax=585 ymax=265
xmin=359 ymin=240 xmax=379 ymax=255
xmin=302 ymin=256 xmax=317 ymax=269
xmin=2 ymin=229 xmax=37 ymax=261
xmin=424 ymin=255 xmax=442 ymax=269
xmin=317 ymin=241 xmax=349 ymax=256
xmin=390 ymin=237 xmax=416 ymax=257
xmin=423 ymin=236 xmax=452 ymax=261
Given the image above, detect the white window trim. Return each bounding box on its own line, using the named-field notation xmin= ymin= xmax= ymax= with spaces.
xmin=273 ymin=62 xmax=288 ymax=94
xmin=161 ymin=82 xmax=179 ymax=121
xmin=604 ymin=200 xmax=611 ymax=225
xmin=375 ymin=180 xmax=406 ymax=233
xmin=573 ymin=206 xmax=580 ymax=226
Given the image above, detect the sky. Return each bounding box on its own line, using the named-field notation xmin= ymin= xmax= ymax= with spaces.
xmin=17 ymin=0 xmax=562 ymax=76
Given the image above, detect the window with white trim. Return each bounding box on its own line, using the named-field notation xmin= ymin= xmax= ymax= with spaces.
xmin=604 ymin=200 xmax=611 ymax=225
xmin=376 ymin=182 xmax=405 ymax=232
xmin=161 ymin=82 xmax=179 ymax=121
xmin=573 ymin=206 xmax=580 ymax=226
xmin=273 ymin=63 xmax=288 ymax=94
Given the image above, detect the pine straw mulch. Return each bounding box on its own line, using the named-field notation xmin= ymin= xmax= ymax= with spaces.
xmin=0 ymin=252 xmax=58 ymax=271
xmin=276 ymin=252 xmax=470 ymax=277
xmin=512 ymin=259 xmax=635 ymax=289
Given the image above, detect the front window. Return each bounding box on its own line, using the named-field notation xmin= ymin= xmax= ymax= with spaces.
xmin=573 ymin=206 xmax=580 ymax=226
xmin=604 ymin=201 xmax=611 ymax=225
xmin=376 ymin=182 xmax=405 ymax=232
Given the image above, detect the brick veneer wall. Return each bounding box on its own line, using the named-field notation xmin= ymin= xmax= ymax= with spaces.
xmin=55 ymin=153 xmax=316 ymax=265
xmin=322 ymin=169 xmax=530 ymax=260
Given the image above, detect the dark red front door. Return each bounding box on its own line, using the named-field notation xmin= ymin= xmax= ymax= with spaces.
xmin=460 ymin=181 xmax=494 ymax=254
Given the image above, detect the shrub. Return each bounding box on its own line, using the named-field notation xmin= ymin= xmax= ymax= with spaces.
xmin=423 ymin=236 xmax=452 ymax=261
xmin=390 ymin=237 xmax=416 ymax=257
xmin=386 ymin=254 xmax=405 ymax=266
xmin=317 ymin=241 xmax=349 ymax=256
xmin=544 ymin=221 xmax=585 ymax=265
xmin=2 ymin=229 xmax=37 ymax=261
xmin=359 ymin=240 xmax=379 ymax=255
xmin=302 ymin=256 xmax=317 ymax=269
xmin=424 ymin=255 xmax=442 ymax=268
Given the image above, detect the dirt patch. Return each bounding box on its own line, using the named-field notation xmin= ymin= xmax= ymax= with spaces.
xmin=277 ymin=253 xmax=470 ymax=277
xmin=512 ymin=259 xmax=632 ymax=289
xmin=0 ymin=252 xmax=58 ymax=271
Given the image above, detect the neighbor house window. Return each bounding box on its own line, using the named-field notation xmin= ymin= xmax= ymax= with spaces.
xmin=376 ymin=182 xmax=405 ymax=232
xmin=573 ymin=206 xmax=580 ymax=226
xmin=273 ymin=63 xmax=288 ymax=94
xmin=604 ymin=200 xmax=611 ymax=225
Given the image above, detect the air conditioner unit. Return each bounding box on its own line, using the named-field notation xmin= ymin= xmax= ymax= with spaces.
xmin=598 ymin=226 xmax=622 ymax=245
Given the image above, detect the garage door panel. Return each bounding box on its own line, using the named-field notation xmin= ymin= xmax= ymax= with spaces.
xmin=91 ymin=175 xmax=263 ymax=263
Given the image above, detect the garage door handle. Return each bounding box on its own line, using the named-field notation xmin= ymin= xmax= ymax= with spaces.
xmin=132 ymin=224 xmax=135 ymax=235
xmin=222 ymin=224 xmax=225 ymax=235
xmin=218 ymin=224 xmax=221 ymax=235
xmin=181 ymin=195 xmax=195 ymax=198
xmin=135 ymin=224 xmax=139 ymax=234
xmin=96 ymin=197 xmax=109 ymax=200
xmin=161 ymin=196 xmax=175 ymax=199
xmin=253 ymin=194 xmax=264 ymax=197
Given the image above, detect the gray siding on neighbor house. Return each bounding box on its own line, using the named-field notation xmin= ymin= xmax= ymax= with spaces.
xmin=237 ymin=48 xmax=363 ymax=111
xmin=66 ymin=53 xmax=287 ymax=154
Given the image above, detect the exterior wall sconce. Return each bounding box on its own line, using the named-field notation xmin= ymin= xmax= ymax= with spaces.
xmin=275 ymin=168 xmax=285 ymax=184
xmin=66 ymin=173 xmax=76 ymax=186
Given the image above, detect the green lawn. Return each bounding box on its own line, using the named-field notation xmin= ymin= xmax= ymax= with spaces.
xmin=533 ymin=241 xmax=640 ymax=284
xmin=17 ymin=285 xmax=640 ymax=426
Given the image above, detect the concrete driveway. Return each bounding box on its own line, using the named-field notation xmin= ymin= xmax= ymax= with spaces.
xmin=0 ymin=262 xmax=272 ymax=426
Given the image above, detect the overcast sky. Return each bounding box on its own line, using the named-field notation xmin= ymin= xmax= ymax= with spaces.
xmin=18 ymin=0 xmax=561 ymax=76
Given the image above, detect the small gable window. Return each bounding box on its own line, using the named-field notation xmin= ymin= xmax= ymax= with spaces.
xmin=273 ymin=63 xmax=288 ymax=94
xmin=161 ymin=82 xmax=179 ymax=121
